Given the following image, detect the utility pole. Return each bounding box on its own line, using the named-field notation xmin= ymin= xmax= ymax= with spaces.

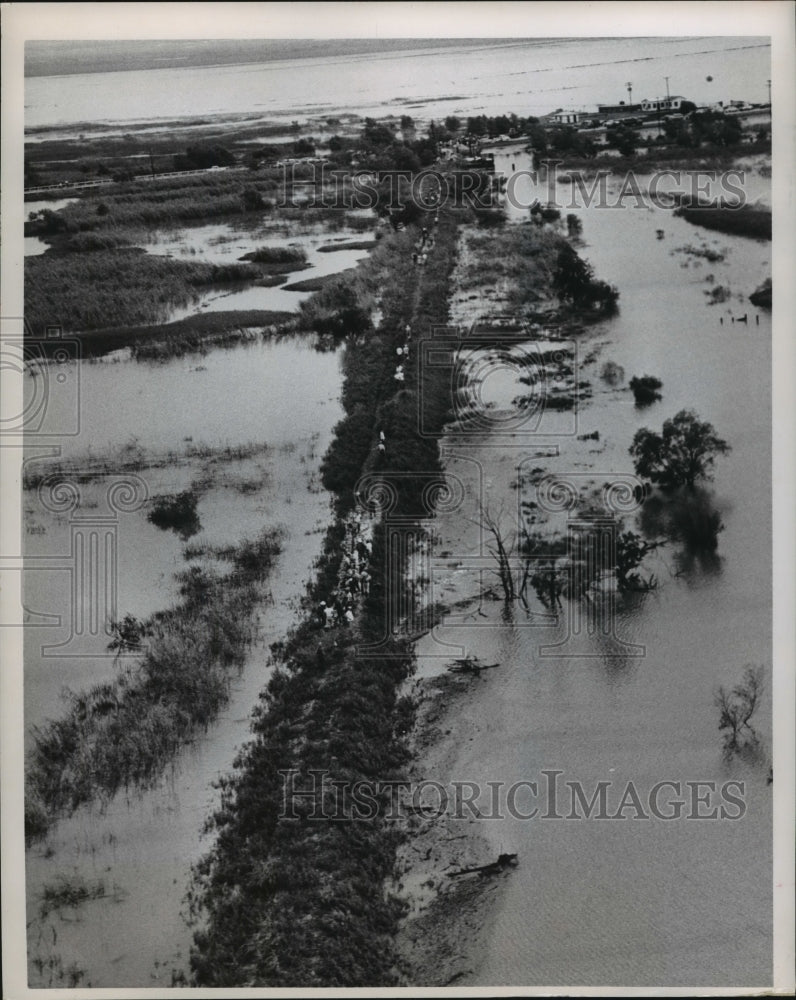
xmin=664 ymin=76 xmax=670 ymax=101
xmin=626 ymin=81 xmax=633 ymax=106
xmin=767 ymin=79 xmax=771 ymax=106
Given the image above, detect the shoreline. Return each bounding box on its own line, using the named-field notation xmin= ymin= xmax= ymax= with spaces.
xmin=393 ymin=665 xmax=512 ymax=986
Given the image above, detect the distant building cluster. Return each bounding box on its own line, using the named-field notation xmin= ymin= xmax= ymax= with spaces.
xmin=543 ymin=93 xmax=768 ymax=131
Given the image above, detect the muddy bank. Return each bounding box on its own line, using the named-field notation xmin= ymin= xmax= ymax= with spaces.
xmin=282 ymin=268 xmax=357 ymax=292
xmin=393 ymin=672 xmax=511 ymax=986
xmin=24 ymin=329 xmax=344 ymax=985
xmin=394 ymin=215 xmax=597 ymax=982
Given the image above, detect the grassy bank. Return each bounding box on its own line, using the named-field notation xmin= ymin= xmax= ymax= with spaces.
xmin=673 ymin=204 xmax=771 ymax=240
xmin=317 ymin=240 xmax=378 ymax=252
xmin=48 ymin=310 xmax=296 ymax=359
xmin=25 ymin=528 xmax=283 ymax=842
xmin=189 ymin=208 xmax=461 ymax=987
xmin=282 ymin=269 xmax=357 ymax=292
xmin=456 ymin=214 xmax=618 ymax=320
xmin=26 ymin=167 xmax=373 ymax=244
xmin=25 ymin=250 xmax=262 ymax=334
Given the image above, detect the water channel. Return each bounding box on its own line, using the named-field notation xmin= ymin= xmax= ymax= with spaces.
xmin=420 ymin=175 xmax=772 ymax=986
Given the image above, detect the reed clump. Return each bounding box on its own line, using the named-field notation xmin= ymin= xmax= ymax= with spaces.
xmin=25 ymin=251 xmax=262 ymax=333
xmin=147 ymin=490 xmax=202 ymax=539
xmin=674 ymin=203 xmax=771 ymax=240
xmin=25 ymin=527 xmax=283 ymax=842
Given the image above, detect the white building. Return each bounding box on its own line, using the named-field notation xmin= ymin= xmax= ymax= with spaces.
xmin=550 ymin=109 xmax=586 ymax=125
xmin=641 ymin=96 xmax=688 ymax=113
xmin=481 ymin=140 xmax=537 ymax=218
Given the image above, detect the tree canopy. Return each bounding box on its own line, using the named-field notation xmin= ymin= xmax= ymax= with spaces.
xmin=553 ymin=243 xmax=619 ymax=313
xmin=629 ymin=409 xmax=730 ymax=490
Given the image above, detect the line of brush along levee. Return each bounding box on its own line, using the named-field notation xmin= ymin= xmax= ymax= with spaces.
xmin=187 ymin=212 xmax=461 ymax=988
xmin=24 ymin=528 xmax=283 ymax=843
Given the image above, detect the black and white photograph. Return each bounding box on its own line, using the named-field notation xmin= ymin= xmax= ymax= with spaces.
xmin=1 ymin=2 xmax=794 ymax=995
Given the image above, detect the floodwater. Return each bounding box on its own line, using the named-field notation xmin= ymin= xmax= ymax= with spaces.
xmin=26 ymin=37 xmax=770 ymax=131
xmin=30 ymin=335 xmax=346 ymax=461
xmin=20 ymin=32 xmax=775 ymax=985
xmin=24 ymin=334 xmax=344 ymax=987
xmin=418 ymin=177 xmax=772 ymax=986
xmin=153 ymin=225 xmax=373 ymax=317
xmin=25 ymin=215 xmax=374 ymax=316
xmin=22 ymin=179 xmax=773 ymax=987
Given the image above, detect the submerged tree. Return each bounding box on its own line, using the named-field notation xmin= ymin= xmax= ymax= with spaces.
xmin=566 ymin=213 xmax=583 ymax=238
xmin=553 ymin=243 xmax=618 ymax=314
xmin=615 ymin=531 xmax=659 ymax=591
xmin=714 ymin=665 xmax=765 ymax=759
xmin=478 ymin=503 xmax=517 ymax=601
xmin=629 ymin=409 xmax=730 ymax=490
xmin=629 ymin=374 xmax=663 ymax=407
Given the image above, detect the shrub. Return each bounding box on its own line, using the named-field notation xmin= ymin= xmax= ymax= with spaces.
xmin=600 ymin=361 xmax=625 ymax=385
xmin=629 ymin=374 xmax=663 ymax=406
xmin=241 ymin=187 xmax=266 ymax=212
xmin=553 ymin=243 xmax=619 ymax=314
xmin=239 ymin=246 xmax=306 ymax=265
xmin=566 ymin=213 xmax=583 ymax=237
xmin=147 ymin=490 xmax=201 ymax=539
xmin=749 ymin=278 xmax=771 ymax=309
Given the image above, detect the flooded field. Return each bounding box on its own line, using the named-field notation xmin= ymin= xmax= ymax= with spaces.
xmin=24 ymin=330 xmax=344 ymax=986
xmin=410 ymin=175 xmax=771 ymax=987
xmin=16 ymin=25 xmax=782 ymax=990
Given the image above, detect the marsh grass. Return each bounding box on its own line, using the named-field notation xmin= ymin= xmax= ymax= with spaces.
xmin=25 ymin=250 xmax=262 ymax=333
xmin=675 ymin=243 xmax=725 ymax=263
xmin=239 ymin=246 xmax=307 ymax=265
xmin=30 ymin=952 xmax=88 ymax=989
xmin=674 ymin=204 xmax=771 ymax=240
xmin=22 ymin=438 xmax=272 ymax=491
xmin=27 ymin=169 xmax=374 ymax=246
xmin=39 ymin=874 xmax=125 ymax=920
xmin=27 ymin=308 xmax=293 ymax=360
xmin=30 ymin=173 xmax=273 ymax=237
xmin=25 ymin=527 xmax=283 ymax=841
